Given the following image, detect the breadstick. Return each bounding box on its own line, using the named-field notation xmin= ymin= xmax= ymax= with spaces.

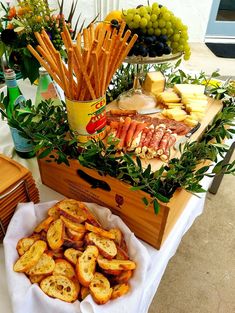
xmin=76 ymin=32 xmax=82 ymax=55
xmin=55 ymin=51 xmax=70 ymax=98
xmin=101 ymin=51 xmax=110 ymax=96
xmin=89 ymin=23 xmax=95 ymax=43
xmin=27 ymin=44 xmax=64 ymax=90
xmin=73 ymin=45 xmax=96 ymax=100
xmin=36 ymin=45 xmax=59 ymax=76
xmin=68 ymin=48 xmax=76 ymax=99
xmin=92 ymin=51 xmax=100 ymax=98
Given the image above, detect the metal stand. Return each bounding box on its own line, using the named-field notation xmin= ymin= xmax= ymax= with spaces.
xmin=209 ymin=141 xmax=235 ymax=194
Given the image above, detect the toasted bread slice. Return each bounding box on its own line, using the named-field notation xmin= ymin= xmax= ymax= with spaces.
xmin=57 ymin=199 xmax=87 ymax=224
xmin=86 ymin=232 xmax=117 ymax=260
xmin=103 ymin=269 xmax=123 ymax=276
xmin=66 ymin=228 xmax=85 ymax=241
xmin=27 ymin=253 xmax=55 ymax=275
xmin=64 ymin=248 xmax=83 ymax=265
xmin=53 ymin=259 xmax=76 ymax=279
xmin=79 ymin=203 xmax=101 ymax=227
xmin=116 ymin=246 xmax=129 ymax=260
xmin=47 ymin=204 xmax=60 ymax=219
xmin=40 ymin=275 xmax=79 ymax=302
xmin=47 ymin=219 xmax=64 ymax=250
xmin=85 ymin=222 xmax=115 ymax=240
xmin=46 ymin=248 xmax=64 ymax=259
xmin=111 ymin=270 xmax=133 ymax=284
xmin=28 ymin=274 xmax=47 ymax=284
xmin=16 ymin=235 xmax=40 ymax=256
xmin=97 ymin=255 xmax=136 ymax=271
xmin=89 ymin=272 xmax=113 ymax=305
xmin=76 ymin=245 xmax=99 ymax=287
xmin=80 ymin=286 xmax=90 ymax=300
xmin=111 ymin=283 xmax=130 ymax=300
xmin=34 ymin=216 xmax=54 ymax=233
xmin=60 ymin=215 xmax=86 ymax=233
xmin=14 ymin=240 xmax=47 ymax=273
xmin=63 ymin=237 xmax=84 ymax=250
xmin=109 ymin=228 xmax=122 ymax=246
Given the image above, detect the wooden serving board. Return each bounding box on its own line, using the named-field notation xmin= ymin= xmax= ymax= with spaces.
xmin=107 ymin=97 xmax=223 ymax=171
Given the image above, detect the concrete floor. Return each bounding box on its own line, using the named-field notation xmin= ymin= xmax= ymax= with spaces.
xmin=149 ymin=43 xmax=235 ymax=313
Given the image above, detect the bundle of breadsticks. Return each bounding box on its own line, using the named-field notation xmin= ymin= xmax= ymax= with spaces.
xmin=27 ymin=22 xmax=138 ymax=101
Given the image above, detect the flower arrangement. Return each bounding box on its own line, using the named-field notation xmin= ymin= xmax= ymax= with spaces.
xmin=0 ymin=0 xmax=80 ymax=83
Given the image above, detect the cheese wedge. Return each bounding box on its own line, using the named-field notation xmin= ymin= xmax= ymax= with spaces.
xmin=143 ymin=71 xmax=166 ymax=95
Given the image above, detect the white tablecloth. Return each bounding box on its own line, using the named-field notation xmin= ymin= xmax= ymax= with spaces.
xmin=0 ymin=81 xmax=213 ymax=313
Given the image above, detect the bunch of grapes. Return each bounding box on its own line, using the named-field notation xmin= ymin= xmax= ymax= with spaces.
xmin=122 ymin=2 xmax=191 ymax=60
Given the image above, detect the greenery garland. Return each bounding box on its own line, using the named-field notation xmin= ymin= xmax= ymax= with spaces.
xmin=1 ymin=62 xmax=234 ymax=213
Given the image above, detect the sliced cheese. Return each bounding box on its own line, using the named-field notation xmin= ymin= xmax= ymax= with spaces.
xmin=157 ymin=91 xmax=181 ymax=103
xmin=143 ymin=71 xmax=166 ymax=95
xmin=173 ymin=84 xmax=205 ymax=96
xmin=184 ymin=116 xmax=199 ymax=127
xmin=162 ymin=108 xmax=187 ymax=121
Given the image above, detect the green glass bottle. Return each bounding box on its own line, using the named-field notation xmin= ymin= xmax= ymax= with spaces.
xmin=4 ymin=69 xmax=35 ymax=159
xmin=35 ymin=67 xmax=61 ymax=106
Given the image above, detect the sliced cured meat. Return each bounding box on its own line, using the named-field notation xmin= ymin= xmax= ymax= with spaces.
xmin=146 ymin=125 xmax=166 ymax=159
xmin=139 ymin=127 xmax=155 ymax=158
xmin=125 ymin=120 xmax=138 ymax=147
xmin=135 ymin=128 xmax=148 ymax=154
xmin=160 ymin=133 xmax=177 ymax=161
xmin=157 ymin=130 xmax=172 ymax=155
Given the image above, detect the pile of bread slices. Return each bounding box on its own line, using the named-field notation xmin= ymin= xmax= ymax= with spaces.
xmin=13 ymin=199 xmax=136 ymax=304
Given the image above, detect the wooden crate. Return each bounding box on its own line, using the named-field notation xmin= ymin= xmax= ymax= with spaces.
xmin=38 ymin=156 xmax=193 ymax=249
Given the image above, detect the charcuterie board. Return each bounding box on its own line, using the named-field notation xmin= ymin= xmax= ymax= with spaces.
xmin=106 ymin=96 xmax=223 ymax=171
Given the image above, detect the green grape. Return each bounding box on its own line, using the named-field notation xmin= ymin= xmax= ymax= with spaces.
xmin=127 ymin=8 xmax=135 ymax=14
xmin=132 ymin=21 xmax=140 ymax=29
xmin=152 ymin=2 xmax=159 ymax=9
xmin=145 ymin=6 xmax=152 ymax=13
xmin=179 ymin=38 xmax=186 ymax=45
xmin=150 ymin=14 xmax=157 ymax=22
xmin=142 ymin=28 xmax=147 ymax=33
xmin=181 ymin=30 xmax=189 ymax=39
xmin=133 ymin=14 xmax=141 ymax=23
xmin=184 ymin=52 xmax=191 ymax=60
xmin=161 ymin=28 xmax=167 ymax=35
xmin=154 ymin=28 xmax=161 ymax=36
xmin=148 ymin=27 xmax=154 ymax=35
xmin=140 ymin=17 xmax=148 ymax=28
xmin=160 ymin=6 xmax=168 ymax=14
xmin=125 ymin=13 xmax=134 ymax=23
xmin=171 ymin=42 xmax=178 ymax=49
xmin=144 ymin=13 xmax=151 ymax=21
xmin=147 ymin=20 xmax=153 ymax=28
xmin=173 ymin=33 xmax=180 ymax=41
xmin=163 ymin=12 xmax=171 ymax=21
xmin=152 ymin=21 xmax=159 ymax=29
xmin=158 ymin=19 xmax=166 ymax=28
xmin=165 ymin=21 xmax=172 ymax=29
xmin=167 ymin=28 xmax=174 ymax=35
xmin=139 ymin=6 xmax=148 ymax=17
xmin=128 ymin=21 xmax=135 ymax=29
xmin=178 ymin=44 xmax=184 ymax=52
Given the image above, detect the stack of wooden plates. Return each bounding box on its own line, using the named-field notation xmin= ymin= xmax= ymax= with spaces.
xmin=0 ymin=154 xmax=39 ymax=240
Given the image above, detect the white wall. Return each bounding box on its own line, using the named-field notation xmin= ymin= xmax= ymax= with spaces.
xmin=4 ymin=0 xmax=213 ymax=42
